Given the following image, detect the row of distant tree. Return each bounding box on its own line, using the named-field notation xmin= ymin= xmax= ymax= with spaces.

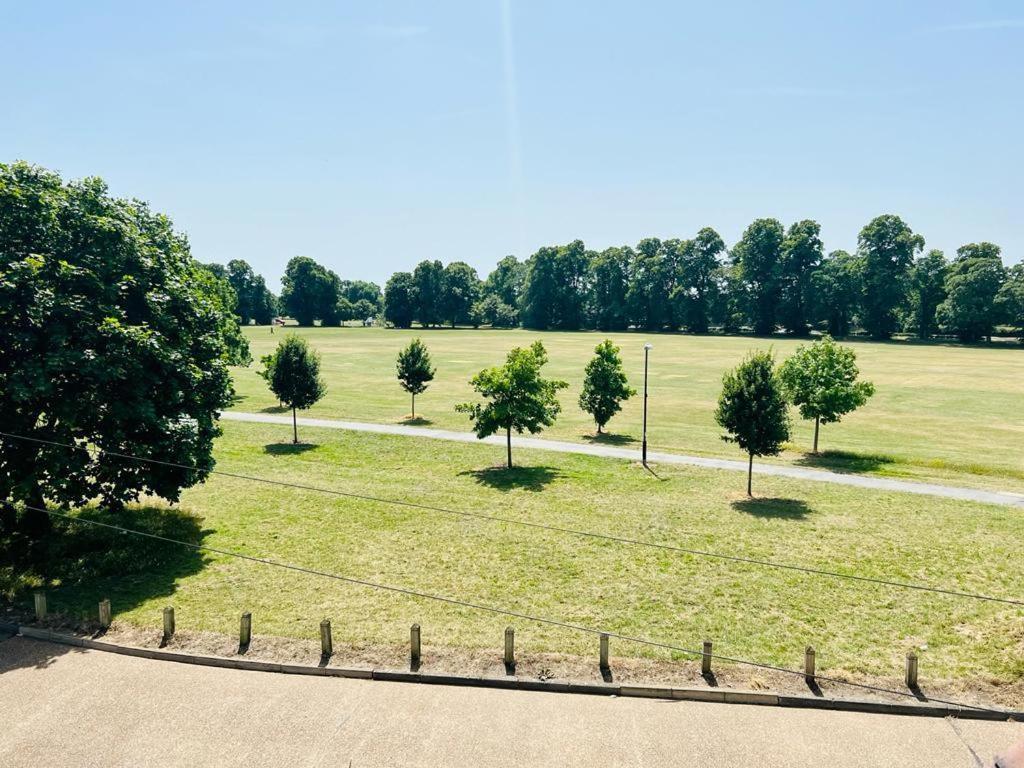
xmin=208 ymin=214 xmax=1024 ymax=344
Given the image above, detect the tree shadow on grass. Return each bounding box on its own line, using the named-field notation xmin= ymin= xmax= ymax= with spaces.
xmin=260 ymin=405 xmax=288 ymax=414
xmin=399 ymin=416 xmax=434 ymax=427
xmin=582 ymin=432 xmax=637 ymax=446
xmin=1 ymin=504 xmax=210 ymax=675
xmin=731 ymin=497 xmax=812 ymax=520
xmin=794 ymin=450 xmax=897 ymax=475
xmin=459 ymin=465 xmax=563 ymax=492
xmin=263 ymin=443 xmax=320 ymax=455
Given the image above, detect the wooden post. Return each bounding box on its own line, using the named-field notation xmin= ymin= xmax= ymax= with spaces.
xmin=599 ymin=633 xmax=610 ymax=670
xmin=162 ymin=607 xmax=175 ymax=640
xmin=33 ymin=591 xmax=46 ymax=621
xmin=98 ymin=599 xmax=111 ymax=629
xmin=320 ymin=619 xmax=332 ymax=657
xmin=504 ymin=626 xmax=515 ymax=668
xmin=702 ymin=640 xmax=712 ymax=676
xmin=239 ymin=612 xmax=252 ymax=649
xmin=804 ymin=645 xmax=816 ymax=683
xmin=410 ymin=624 xmax=421 ymax=665
xmin=905 ymin=651 xmax=919 ymax=688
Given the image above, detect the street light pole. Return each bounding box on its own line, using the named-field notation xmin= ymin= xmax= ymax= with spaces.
xmin=642 ymin=343 xmax=652 ymax=466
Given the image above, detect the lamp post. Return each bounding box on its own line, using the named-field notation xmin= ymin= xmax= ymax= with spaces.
xmin=642 ymin=343 xmax=653 ymax=466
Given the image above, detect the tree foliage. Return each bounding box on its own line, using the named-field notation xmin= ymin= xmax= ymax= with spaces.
xmin=714 ymin=350 xmax=790 ymax=495
xmin=384 ymin=271 xmax=416 ymax=329
xmin=0 ymin=161 xmax=245 ymax=551
xmin=578 ymin=340 xmax=636 ymax=433
xmin=262 ymin=334 xmax=326 ymax=442
xmin=936 ymin=243 xmax=1006 ymax=342
xmin=909 ymin=250 xmax=948 ymax=340
xmin=811 ymin=250 xmax=862 ymax=337
xmin=455 ymin=341 xmax=567 ymax=467
xmin=396 ymin=338 xmax=435 ymax=418
xmin=227 ymin=259 xmax=278 ymax=325
xmin=858 ymin=215 xmax=924 ymax=339
xmin=440 ymin=261 xmax=481 ymax=327
xmin=280 ymin=256 xmax=341 ymax=327
xmin=732 ymin=218 xmax=785 ymax=335
xmin=779 ymin=335 xmax=874 ymax=453
xmin=778 ymin=220 xmax=823 ymax=336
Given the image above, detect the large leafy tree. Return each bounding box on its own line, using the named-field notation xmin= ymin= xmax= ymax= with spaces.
xmin=440 ymin=261 xmax=481 ymax=327
xmin=383 ymin=271 xmax=416 ymax=329
xmin=396 ymin=338 xmax=435 ymax=418
xmin=413 ymin=259 xmax=445 ymax=327
xmin=578 ymin=340 xmax=636 ymax=434
xmin=588 ymin=246 xmax=632 ymax=331
xmin=909 ymin=250 xmax=948 ymax=340
xmin=779 ymin=335 xmax=874 ymax=453
xmin=778 ymin=220 xmax=823 ymax=336
xmin=456 ymin=341 xmax=567 ymax=468
xmin=811 ymin=250 xmax=862 ymax=337
xmin=227 ymin=259 xmax=277 ymax=325
xmin=714 ymin=350 xmax=790 ymax=496
xmin=262 ymin=334 xmax=326 ymax=443
xmin=280 ymin=256 xmax=340 ymax=327
xmin=483 ymin=255 xmax=526 ymax=310
xmin=521 ymin=241 xmax=589 ymax=330
xmin=0 ymin=161 xmax=246 ymax=549
xmin=858 ymin=215 xmax=924 ymax=339
xmin=676 ymin=227 xmax=725 ymax=334
xmin=732 ymin=218 xmax=785 ymax=335
xmin=997 ymin=264 xmax=1024 ymax=341
xmin=339 ymin=280 xmax=382 ymax=314
xmin=627 ymin=237 xmax=673 ymax=331
xmin=936 ymin=243 xmax=1006 ymax=343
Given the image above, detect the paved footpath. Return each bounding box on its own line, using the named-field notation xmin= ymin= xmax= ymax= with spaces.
xmin=1 ymin=636 xmax=1021 ymax=767
xmin=223 ymin=411 xmax=1024 ymax=508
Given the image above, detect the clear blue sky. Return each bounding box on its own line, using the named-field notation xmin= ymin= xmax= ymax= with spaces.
xmin=3 ymin=1 xmax=1021 ymax=290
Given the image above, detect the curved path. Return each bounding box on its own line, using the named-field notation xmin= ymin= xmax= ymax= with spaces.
xmin=222 ymin=411 xmax=1024 ymax=508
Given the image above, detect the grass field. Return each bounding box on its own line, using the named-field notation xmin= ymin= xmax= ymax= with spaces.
xmin=230 ymin=326 xmax=1024 ymax=492
xmin=37 ymin=420 xmax=1024 ymax=691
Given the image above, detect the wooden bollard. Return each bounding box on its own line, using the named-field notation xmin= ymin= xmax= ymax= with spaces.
xmin=804 ymin=645 xmax=816 ymax=683
xmin=33 ymin=591 xmax=46 ymax=621
xmin=320 ymin=619 xmax=332 ymax=657
xmin=905 ymin=651 xmax=919 ymax=688
xmin=239 ymin=612 xmax=252 ymax=649
xmin=701 ymin=640 xmax=712 ymax=675
xmin=162 ymin=607 xmax=175 ymax=640
xmin=98 ymin=599 xmax=111 ymax=629
xmin=504 ymin=627 xmax=515 ymax=668
xmin=410 ymin=624 xmax=421 ymax=665
xmin=599 ymin=633 xmax=610 ymax=670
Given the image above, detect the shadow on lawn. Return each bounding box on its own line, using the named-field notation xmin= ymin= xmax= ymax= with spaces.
xmin=794 ymin=450 xmax=896 ymax=475
xmin=260 ymin=405 xmax=288 ymax=414
xmin=399 ymin=417 xmax=434 ymax=426
xmin=731 ymin=497 xmax=812 ymax=520
xmin=263 ymin=442 xmax=320 ymax=455
xmin=460 ymin=465 xmax=563 ymax=492
xmin=582 ymin=432 xmax=637 ymax=446
xmin=1 ymin=504 xmax=211 ymax=675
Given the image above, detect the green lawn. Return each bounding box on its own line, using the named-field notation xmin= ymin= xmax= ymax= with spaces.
xmin=40 ymin=420 xmax=1024 ymax=689
xmin=230 ymin=326 xmax=1024 ymax=492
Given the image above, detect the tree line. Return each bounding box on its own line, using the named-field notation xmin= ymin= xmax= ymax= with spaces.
xmin=379 ymin=216 xmax=1023 ymax=343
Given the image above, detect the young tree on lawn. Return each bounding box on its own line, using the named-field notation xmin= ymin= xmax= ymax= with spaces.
xmin=262 ymin=335 xmax=326 ymax=443
xmin=396 ymin=339 xmax=435 ymax=419
xmin=579 ymin=340 xmax=636 ymax=434
xmin=778 ymin=335 xmax=875 ymax=454
xmin=714 ymin=351 xmax=791 ymax=496
xmin=455 ymin=341 xmax=567 ymax=468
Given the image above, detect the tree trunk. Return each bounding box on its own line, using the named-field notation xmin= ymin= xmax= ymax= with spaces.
xmin=813 ymin=416 xmax=820 ymax=454
xmin=292 ymin=406 xmax=298 ymax=444
xmin=411 ymin=393 xmax=416 ymax=419
xmin=747 ymin=452 xmax=753 ymax=497
xmin=506 ymin=426 xmax=512 ymax=469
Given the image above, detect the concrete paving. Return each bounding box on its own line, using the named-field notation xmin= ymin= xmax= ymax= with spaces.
xmin=1 ymin=636 xmax=1021 ymax=767
xmin=222 ymin=410 xmax=1024 ymax=508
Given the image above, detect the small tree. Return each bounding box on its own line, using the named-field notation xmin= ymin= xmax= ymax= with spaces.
xmin=714 ymin=351 xmax=791 ymax=496
xmin=396 ymin=338 xmax=435 ymax=419
xmin=455 ymin=341 xmax=567 ymax=468
xmin=578 ymin=340 xmax=636 ymax=433
xmin=262 ymin=335 xmax=326 ymax=443
xmin=779 ymin=335 xmax=875 ymax=454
